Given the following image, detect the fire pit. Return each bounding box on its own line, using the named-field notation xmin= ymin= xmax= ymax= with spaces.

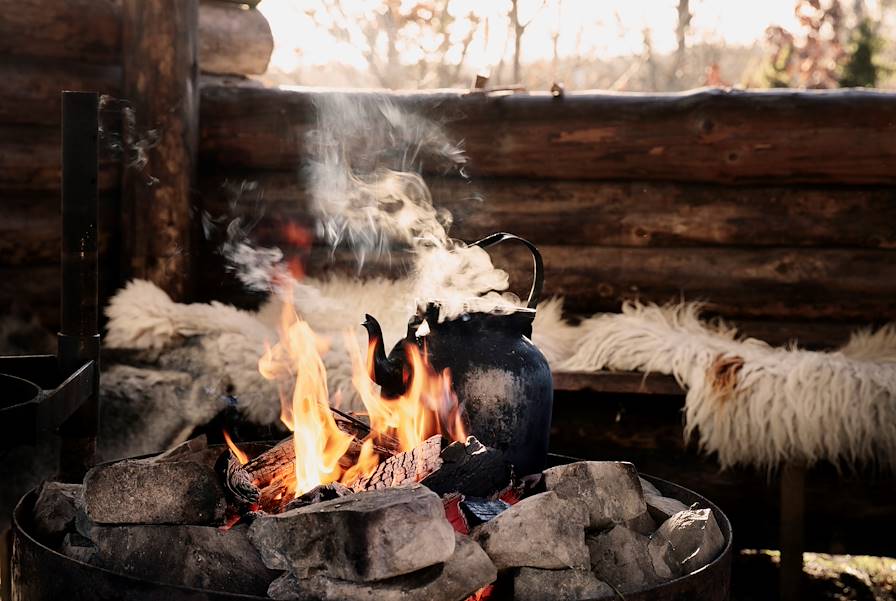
xmin=12 ymin=442 xmax=731 ymax=601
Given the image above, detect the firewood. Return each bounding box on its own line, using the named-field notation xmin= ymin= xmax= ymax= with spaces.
xmin=351 ymin=435 xmax=447 ymax=492
xmin=239 ymin=412 xmax=397 ymax=512
xmin=350 ymin=435 xmax=511 ymax=498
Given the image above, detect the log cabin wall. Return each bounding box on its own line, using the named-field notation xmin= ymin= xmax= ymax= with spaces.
xmin=197 ymin=85 xmax=896 ymax=349
xmin=0 ymin=0 xmax=273 ymax=330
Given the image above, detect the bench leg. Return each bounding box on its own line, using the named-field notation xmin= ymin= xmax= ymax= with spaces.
xmin=779 ymin=462 xmax=806 ymax=601
xmin=1 ymin=527 xmax=10 ymax=601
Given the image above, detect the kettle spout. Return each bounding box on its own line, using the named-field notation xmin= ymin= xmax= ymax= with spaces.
xmin=361 ymin=314 xmax=406 ymax=397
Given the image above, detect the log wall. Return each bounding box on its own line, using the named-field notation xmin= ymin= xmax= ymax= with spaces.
xmin=197 ymin=85 xmax=896 ymax=348
xmin=0 ymin=0 xmax=273 ymax=328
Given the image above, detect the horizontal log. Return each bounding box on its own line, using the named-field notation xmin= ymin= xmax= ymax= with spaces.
xmin=198 ymin=0 xmax=273 ymax=75
xmin=0 ymin=195 xmax=116 ymax=265
xmin=0 ymin=126 xmax=119 ymax=192
xmin=199 ymin=85 xmax=896 ymax=184
xmin=200 ymin=171 xmax=896 ymax=248
xmin=0 ymin=59 xmax=121 ymax=126
xmin=508 ymin=245 xmax=896 ymax=320
xmin=0 ymin=0 xmax=272 ymax=75
xmin=198 ymin=242 xmax=896 ymax=321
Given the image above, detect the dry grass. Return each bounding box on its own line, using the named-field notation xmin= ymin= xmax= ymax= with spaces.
xmin=733 ymin=550 xmax=896 ymax=601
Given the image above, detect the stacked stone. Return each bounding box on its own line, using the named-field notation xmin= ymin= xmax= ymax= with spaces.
xmin=467 ymin=461 xmax=726 ymax=600
xmin=248 ymin=484 xmax=497 ymax=601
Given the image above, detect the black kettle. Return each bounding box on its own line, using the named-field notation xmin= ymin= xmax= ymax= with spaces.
xmin=362 ymin=233 xmax=553 ymax=476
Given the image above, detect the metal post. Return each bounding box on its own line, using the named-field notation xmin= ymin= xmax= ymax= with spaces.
xmin=58 ymin=91 xmax=101 ymax=482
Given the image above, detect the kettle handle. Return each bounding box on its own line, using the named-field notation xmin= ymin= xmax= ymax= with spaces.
xmin=471 ymin=232 xmax=544 ymax=309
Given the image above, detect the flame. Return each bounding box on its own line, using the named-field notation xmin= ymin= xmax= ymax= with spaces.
xmin=345 ymin=334 xmax=467 ymax=454
xmin=258 ymin=295 xmax=467 ymax=501
xmin=259 ymin=302 xmax=354 ymax=495
xmin=223 ymin=430 xmax=249 ymax=465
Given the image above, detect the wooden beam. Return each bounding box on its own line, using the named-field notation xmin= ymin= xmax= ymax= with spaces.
xmin=0 ymin=59 xmax=120 ymax=127
xmin=121 ymin=0 xmax=199 ymax=301
xmin=779 ymin=463 xmax=806 ymax=601
xmin=200 ymin=172 xmax=896 ymax=249
xmin=198 ymin=242 xmax=896 ymax=321
xmin=0 ymin=125 xmax=119 ymax=192
xmin=552 ymin=370 xmax=684 ymax=395
xmin=0 ymin=0 xmax=272 ymax=75
xmin=199 ymin=85 xmax=896 ymax=185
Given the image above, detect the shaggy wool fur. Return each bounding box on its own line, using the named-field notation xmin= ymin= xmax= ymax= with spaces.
xmin=105 ymin=279 xmax=896 ymax=470
xmin=559 ymin=302 xmax=896 ymax=471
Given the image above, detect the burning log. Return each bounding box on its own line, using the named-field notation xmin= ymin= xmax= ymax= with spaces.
xmin=351 ymin=435 xmax=511 ymax=498
xmin=236 ymin=412 xmax=398 ymax=512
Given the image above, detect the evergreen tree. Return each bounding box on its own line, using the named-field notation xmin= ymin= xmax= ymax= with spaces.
xmin=839 ymin=18 xmax=882 ymax=87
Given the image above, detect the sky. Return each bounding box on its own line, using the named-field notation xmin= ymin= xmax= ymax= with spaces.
xmin=257 ymin=0 xmax=806 ymax=74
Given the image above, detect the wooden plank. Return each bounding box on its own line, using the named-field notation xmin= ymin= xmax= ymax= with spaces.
xmin=552 ymin=370 xmax=684 ymax=395
xmin=0 ymin=125 xmax=119 ymax=192
xmin=199 ymin=85 xmax=896 ymax=184
xmin=200 ymin=172 xmax=896 ymax=249
xmin=0 ymin=59 xmax=120 ymax=126
xmin=0 ymin=0 xmax=272 ymax=75
xmin=122 ymin=0 xmax=199 ymax=301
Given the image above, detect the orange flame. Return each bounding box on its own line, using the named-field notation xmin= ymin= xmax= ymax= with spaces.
xmin=258 ymin=295 xmax=467 ymax=501
xmin=223 ymin=430 xmax=249 ymax=465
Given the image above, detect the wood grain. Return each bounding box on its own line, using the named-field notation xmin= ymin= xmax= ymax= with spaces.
xmin=200 ymin=171 xmax=896 ymax=248
xmin=0 ymin=0 xmax=273 ymax=75
xmin=121 ymin=0 xmax=199 ymax=301
xmin=199 ymin=85 xmax=896 ymax=184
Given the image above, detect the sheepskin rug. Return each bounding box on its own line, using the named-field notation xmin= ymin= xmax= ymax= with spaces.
xmin=104 ymin=279 xmax=896 ymax=470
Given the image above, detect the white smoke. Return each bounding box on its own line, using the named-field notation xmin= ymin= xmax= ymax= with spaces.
xmin=219 ymin=91 xmax=523 ymax=321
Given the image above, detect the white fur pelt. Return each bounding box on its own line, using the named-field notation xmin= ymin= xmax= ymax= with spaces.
xmin=105 ymin=279 xmax=896 ymax=471
xmin=105 ymin=278 xmax=577 ymax=422
xmin=559 ymin=302 xmax=896 ymax=471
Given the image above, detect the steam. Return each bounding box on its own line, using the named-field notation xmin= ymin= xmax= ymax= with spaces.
xmin=305 ymin=93 xmax=460 ymax=263
xmin=218 ymin=90 xmax=523 ymax=321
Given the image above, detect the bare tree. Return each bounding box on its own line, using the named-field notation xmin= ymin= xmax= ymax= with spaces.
xmin=670 ymin=0 xmax=692 ymax=87
xmin=306 ymin=0 xmax=481 ymax=89
xmin=509 ymin=0 xmax=547 ymax=83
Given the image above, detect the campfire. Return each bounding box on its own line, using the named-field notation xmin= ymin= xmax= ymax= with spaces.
xmin=26 ymin=301 xmax=728 ymax=600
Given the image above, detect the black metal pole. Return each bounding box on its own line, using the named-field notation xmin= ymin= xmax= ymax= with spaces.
xmin=58 ymin=91 xmax=101 ymax=482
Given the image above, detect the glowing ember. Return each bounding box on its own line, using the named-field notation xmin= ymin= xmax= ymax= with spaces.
xmin=254 ymin=296 xmax=467 ymax=499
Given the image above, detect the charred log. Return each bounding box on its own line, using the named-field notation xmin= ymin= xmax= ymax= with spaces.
xmin=351 ymin=436 xmax=511 ymax=498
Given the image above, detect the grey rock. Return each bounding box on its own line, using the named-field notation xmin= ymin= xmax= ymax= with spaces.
xmin=61 ymin=532 xmax=96 ymax=563
xmin=249 ymin=484 xmax=455 ymax=582
xmin=587 ymin=525 xmax=675 ymax=594
xmin=625 ymin=510 xmax=658 ymax=535
xmin=80 ymin=523 xmax=275 ymax=595
xmin=652 ymin=508 xmax=725 ymax=575
xmin=473 ymin=491 xmax=589 ymax=570
xmin=510 ymin=567 xmax=615 ymax=601
xmin=82 ymin=458 xmax=227 ymax=525
xmin=645 ymin=494 xmax=690 ymax=523
xmin=544 ymin=461 xmax=647 ymax=529
xmin=268 ymin=533 xmax=496 ymax=601
xmin=33 ymin=481 xmax=82 ymax=541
